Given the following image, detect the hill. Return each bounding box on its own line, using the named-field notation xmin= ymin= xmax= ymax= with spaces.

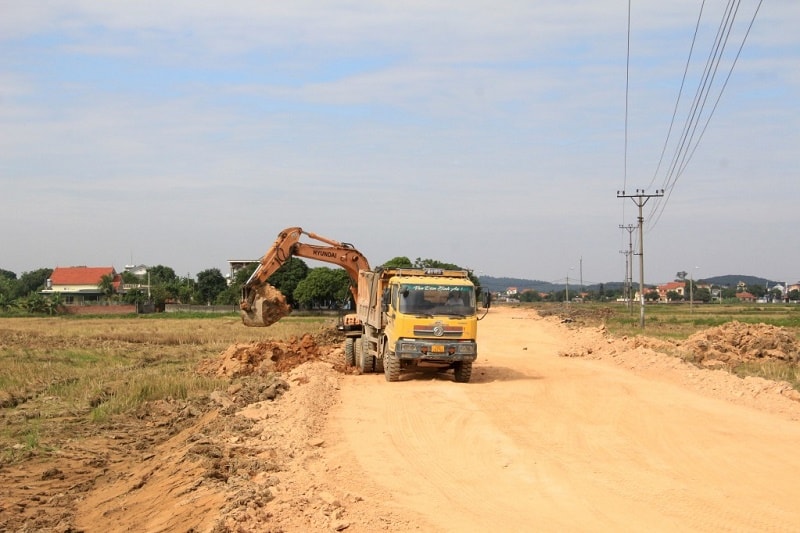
xmin=702 ymin=274 xmax=780 ymax=288
xmin=478 ymin=274 xmax=781 ymax=294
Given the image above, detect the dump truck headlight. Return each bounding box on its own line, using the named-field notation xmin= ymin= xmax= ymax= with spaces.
xmin=456 ymin=344 xmax=476 ymax=355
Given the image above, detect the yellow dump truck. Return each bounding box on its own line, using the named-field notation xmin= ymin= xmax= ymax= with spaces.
xmin=350 ymin=268 xmax=480 ymax=382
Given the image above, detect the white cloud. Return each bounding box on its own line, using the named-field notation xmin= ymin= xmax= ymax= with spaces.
xmin=0 ymin=1 xmax=797 ymax=282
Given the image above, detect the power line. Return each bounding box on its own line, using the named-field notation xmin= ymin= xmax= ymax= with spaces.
xmin=648 ymin=0 xmax=763 ymax=231
xmin=623 ymin=0 xmax=632 ymax=194
xmin=647 ymin=0 xmax=708 ymax=191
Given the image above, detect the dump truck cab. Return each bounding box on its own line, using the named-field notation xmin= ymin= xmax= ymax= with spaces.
xmin=355 ymin=268 xmax=479 ymax=382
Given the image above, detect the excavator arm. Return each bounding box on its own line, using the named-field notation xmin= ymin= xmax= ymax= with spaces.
xmin=240 ymin=227 xmax=370 ymax=327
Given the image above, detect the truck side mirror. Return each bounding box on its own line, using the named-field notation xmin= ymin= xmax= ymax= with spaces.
xmin=482 ymin=292 xmax=492 ymax=309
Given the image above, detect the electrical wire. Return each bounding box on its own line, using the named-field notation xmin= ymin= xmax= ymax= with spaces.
xmin=646 ymin=0 xmax=763 ymax=232
xmin=647 ymin=0 xmax=707 ymax=191
xmin=620 ymin=0 xmax=632 ymax=255
xmin=651 ymin=0 xmax=740 ymax=227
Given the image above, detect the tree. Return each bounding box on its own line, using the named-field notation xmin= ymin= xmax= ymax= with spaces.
xmin=0 ymin=276 xmax=16 ymax=309
xmin=120 ymin=271 xmax=140 ymax=284
xmin=675 ymin=271 xmax=688 ymax=281
xmin=44 ymin=293 xmax=63 ymax=316
xmin=196 ymin=268 xmax=227 ymax=305
xmin=694 ymin=287 xmax=711 ymax=303
xmin=0 ymin=290 xmax=15 ymax=312
xmin=666 ymin=290 xmax=682 ymax=302
xmin=177 ymin=277 xmax=196 ymax=304
xmin=148 ymin=265 xmax=178 ymax=285
xmin=789 ymin=289 xmax=800 ymax=302
xmin=645 ymin=291 xmax=661 ymax=302
xmin=721 ymin=286 xmax=737 ymax=299
xmin=16 ymin=268 xmax=52 ymax=298
xmin=268 ymin=258 xmax=309 ymax=308
xmin=20 ymin=293 xmax=48 ymax=314
xmin=97 ymin=273 xmax=116 ymax=301
xmin=746 ymin=284 xmax=766 ymax=298
xmin=293 ymin=267 xmax=351 ymax=309
xmin=122 ymin=288 xmax=147 ymax=305
xmin=518 ymin=289 xmax=542 ymax=302
xmin=382 ymin=256 xmax=413 ymax=268
xmin=0 ymin=269 xmax=17 ymax=281
xmin=684 ymin=280 xmax=697 ymax=297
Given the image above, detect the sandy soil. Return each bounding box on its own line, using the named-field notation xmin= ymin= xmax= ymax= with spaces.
xmin=3 ymin=306 xmax=800 ymax=532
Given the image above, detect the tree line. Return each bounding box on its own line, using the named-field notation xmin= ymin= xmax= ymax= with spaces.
xmin=0 ymin=256 xmax=480 ymax=315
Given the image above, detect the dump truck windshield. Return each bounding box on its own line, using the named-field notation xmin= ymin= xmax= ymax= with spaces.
xmin=398 ymin=284 xmax=475 ymax=315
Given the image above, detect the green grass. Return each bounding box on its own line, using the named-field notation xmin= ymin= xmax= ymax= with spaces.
xmin=590 ymin=302 xmax=800 ymax=340
xmin=523 ymin=301 xmax=800 ymax=391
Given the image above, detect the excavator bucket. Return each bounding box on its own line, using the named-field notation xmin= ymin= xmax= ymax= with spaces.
xmin=240 ymin=284 xmax=292 ymax=327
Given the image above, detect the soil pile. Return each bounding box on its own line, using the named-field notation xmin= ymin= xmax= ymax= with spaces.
xmin=197 ymin=334 xmax=338 ymax=377
xmin=241 ymin=284 xmax=292 ymax=327
xmin=197 ymin=333 xmax=342 ymax=378
xmin=679 ymin=320 xmax=800 ymax=366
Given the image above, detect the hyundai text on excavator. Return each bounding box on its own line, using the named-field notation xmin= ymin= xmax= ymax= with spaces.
xmin=240 ymin=227 xmax=486 ymax=383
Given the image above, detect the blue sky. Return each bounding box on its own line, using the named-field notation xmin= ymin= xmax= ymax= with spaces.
xmin=1 ymin=1 xmax=797 ymax=285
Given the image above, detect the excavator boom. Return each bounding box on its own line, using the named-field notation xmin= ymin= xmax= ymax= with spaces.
xmin=240 ymin=227 xmax=370 ymax=327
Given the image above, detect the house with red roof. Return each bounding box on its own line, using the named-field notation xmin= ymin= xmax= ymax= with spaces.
xmin=42 ymin=266 xmax=121 ymax=305
xmin=736 ymin=291 xmax=756 ymax=302
xmin=657 ymin=281 xmax=685 ymax=302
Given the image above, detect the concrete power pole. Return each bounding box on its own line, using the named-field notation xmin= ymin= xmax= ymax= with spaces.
xmin=617 ymin=189 xmax=664 ymax=328
xmin=619 ymin=224 xmax=636 ymax=313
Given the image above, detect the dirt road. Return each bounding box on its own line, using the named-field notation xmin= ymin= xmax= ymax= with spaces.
xmin=325 ymin=307 xmax=800 ymax=532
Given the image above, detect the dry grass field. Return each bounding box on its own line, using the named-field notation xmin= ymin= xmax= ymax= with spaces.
xmin=0 ymin=314 xmax=336 ymax=462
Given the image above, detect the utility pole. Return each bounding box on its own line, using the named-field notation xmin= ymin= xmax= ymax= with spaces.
xmin=619 ymin=224 xmax=636 ymax=313
xmin=619 ymin=248 xmax=629 ymax=306
xmin=617 ymin=189 xmax=664 ymax=328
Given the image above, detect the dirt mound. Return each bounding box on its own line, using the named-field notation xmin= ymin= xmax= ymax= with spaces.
xmin=197 ymin=334 xmax=342 ymax=378
xmin=680 ymin=321 xmax=800 ymax=366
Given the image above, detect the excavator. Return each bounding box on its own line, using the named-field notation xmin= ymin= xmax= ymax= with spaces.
xmin=240 ymin=227 xmax=370 ymax=327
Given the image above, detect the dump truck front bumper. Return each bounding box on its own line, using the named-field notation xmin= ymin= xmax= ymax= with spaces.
xmin=394 ymin=339 xmax=477 ymax=362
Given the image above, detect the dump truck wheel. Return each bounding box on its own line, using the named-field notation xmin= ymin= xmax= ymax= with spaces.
xmin=344 ymin=338 xmax=356 ymax=367
xmin=357 ymin=337 xmax=373 ymax=373
xmin=384 ymin=349 xmax=400 ymax=382
xmin=453 ymin=361 xmax=472 ymax=383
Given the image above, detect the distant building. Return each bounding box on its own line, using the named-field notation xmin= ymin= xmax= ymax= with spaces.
xmin=657 ymin=281 xmax=685 ymax=301
xmin=227 ymin=259 xmax=259 ymax=284
xmin=736 ymin=291 xmax=756 ymax=302
xmin=123 ymin=264 xmax=149 ymax=278
xmin=42 ymin=266 xmax=121 ymax=305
